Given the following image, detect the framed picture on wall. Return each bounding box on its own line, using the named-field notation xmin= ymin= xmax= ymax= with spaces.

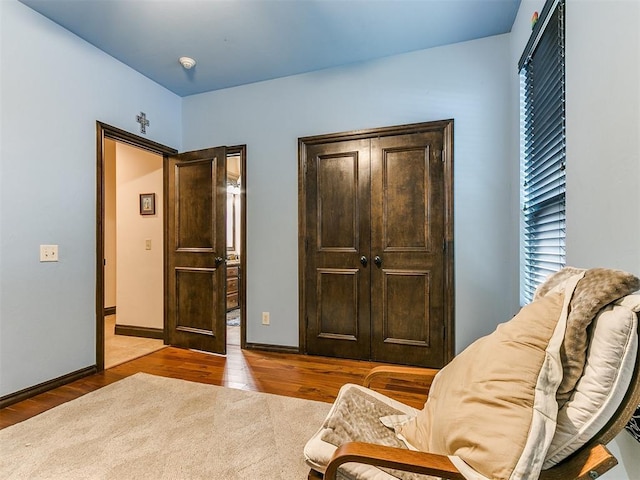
xmin=139 ymin=193 xmax=156 ymax=215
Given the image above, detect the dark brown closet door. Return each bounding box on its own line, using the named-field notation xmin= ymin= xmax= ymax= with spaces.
xmin=370 ymin=131 xmax=447 ymax=367
xmin=303 ymin=139 xmax=372 ymax=360
xmin=300 ymin=120 xmax=454 ymax=368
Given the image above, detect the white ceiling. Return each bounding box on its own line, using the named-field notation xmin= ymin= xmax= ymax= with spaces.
xmin=19 ymin=0 xmax=521 ymax=97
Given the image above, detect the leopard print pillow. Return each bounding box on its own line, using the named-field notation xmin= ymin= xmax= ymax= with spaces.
xmin=626 ymin=405 xmax=640 ymax=443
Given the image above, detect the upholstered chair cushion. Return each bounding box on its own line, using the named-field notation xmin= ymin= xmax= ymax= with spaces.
xmin=304 ymin=383 xmax=425 ymax=480
xmin=304 ymin=269 xmax=638 ymax=480
xmin=534 ymin=268 xmax=640 ymax=407
xmin=544 ymin=295 xmax=639 ymax=466
xmin=398 ymin=275 xmax=580 ymax=480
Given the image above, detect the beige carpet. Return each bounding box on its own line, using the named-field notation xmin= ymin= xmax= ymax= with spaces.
xmin=0 ymin=373 xmax=332 ymax=479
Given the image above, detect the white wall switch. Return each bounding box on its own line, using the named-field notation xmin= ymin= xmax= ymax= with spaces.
xmin=40 ymin=245 xmax=59 ymax=262
xmin=262 ymin=312 xmax=270 ymax=325
xmin=145 ymin=239 xmax=152 ymax=250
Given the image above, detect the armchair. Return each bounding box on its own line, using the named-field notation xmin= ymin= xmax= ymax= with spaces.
xmin=305 ymin=268 xmax=640 ymax=480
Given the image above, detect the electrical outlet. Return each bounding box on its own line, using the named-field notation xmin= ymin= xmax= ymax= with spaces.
xmin=40 ymin=245 xmax=59 ymax=262
xmin=262 ymin=312 xmax=270 ymax=325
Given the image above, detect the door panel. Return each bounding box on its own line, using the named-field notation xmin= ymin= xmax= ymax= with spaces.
xmin=304 ymin=139 xmax=371 ymax=360
xmin=175 ymin=161 xmax=216 ymax=251
xmin=167 ymin=147 xmax=227 ymax=354
xmin=381 ymin=270 xmax=430 ymax=346
xmin=175 ymin=268 xmax=217 ymax=331
xmin=383 ymin=147 xmax=431 ymax=251
xmin=371 ymin=132 xmax=445 ymax=367
xmin=317 ymin=154 xmax=359 ymax=250
xmin=317 ymin=268 xmax=360 ymax=339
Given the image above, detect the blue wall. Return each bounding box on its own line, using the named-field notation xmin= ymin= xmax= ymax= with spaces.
xmin=1 ymin=0 xmax=637 ymax=477
xmin=1 ymin=0 xmax=520 ymax=395
xmin=182 ymin=33 xmax=519 ymax=352
xmin=510 ymin=2 xmax=640 ymax=477
xmin=0 ymin=0 xmax=181 ymax=396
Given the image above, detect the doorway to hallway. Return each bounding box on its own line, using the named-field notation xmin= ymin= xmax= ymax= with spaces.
xmin=102 ymin=137 xmax=166 ymax=368
xmin=96 ymin=123 xmax=247 ymax=370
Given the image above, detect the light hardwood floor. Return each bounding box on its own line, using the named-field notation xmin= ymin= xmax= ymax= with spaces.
xmin=0 ymin=343 xmax=429 ymax=429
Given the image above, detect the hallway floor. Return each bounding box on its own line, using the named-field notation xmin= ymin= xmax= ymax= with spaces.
xmin=105 ymin=314 xmax=241 ymax=368
xmin=104 ymin=315 xmax=165 ymax=369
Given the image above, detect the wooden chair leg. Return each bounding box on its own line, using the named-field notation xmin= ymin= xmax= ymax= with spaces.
xmin=308 ymin=468 xmax=323 ymax=479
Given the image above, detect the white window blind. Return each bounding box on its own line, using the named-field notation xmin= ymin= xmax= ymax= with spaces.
xmin=519 ymin=0 xmax=566 ymax=304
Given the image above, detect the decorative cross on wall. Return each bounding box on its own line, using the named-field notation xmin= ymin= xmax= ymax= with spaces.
xmin=136 ymin=112 xmax=150 ymax=134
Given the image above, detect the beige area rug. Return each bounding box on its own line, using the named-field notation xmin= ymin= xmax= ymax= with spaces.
xmin=0 ymin=373 xmax=332 ymax=479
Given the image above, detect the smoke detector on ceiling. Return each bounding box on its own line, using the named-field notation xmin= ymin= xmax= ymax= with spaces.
xmin=179 ymin=56 xmax=196 ymax=69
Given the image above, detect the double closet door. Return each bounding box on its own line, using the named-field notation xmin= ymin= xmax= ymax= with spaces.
xmin=299 ymin=121 xmax=454 ymax=368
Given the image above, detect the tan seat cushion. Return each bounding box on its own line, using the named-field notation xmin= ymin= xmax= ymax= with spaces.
xmin=303 ymin=384 xmax=429 ymax=480
xmin=399 ymin=286 xmax=573 ymax=480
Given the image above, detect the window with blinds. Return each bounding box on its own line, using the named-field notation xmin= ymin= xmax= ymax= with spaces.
xmin=519 ymin=0 xmax=566 ymax=304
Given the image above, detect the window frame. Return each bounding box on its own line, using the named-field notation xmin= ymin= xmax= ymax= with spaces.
xmin=518 ymin=0 xmax=567 ymax=304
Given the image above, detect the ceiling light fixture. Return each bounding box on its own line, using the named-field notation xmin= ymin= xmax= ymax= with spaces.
xmin=179 ymin=56 xmax=196 ymax=69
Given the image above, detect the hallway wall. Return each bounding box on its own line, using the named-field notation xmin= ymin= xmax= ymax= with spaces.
xmin=114 ymin=142 xmax=164 ymax=330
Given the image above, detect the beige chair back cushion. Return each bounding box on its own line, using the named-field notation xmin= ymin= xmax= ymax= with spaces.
xmin=544 ymin=296 xmax=639 ymax=466
xmin=399 ymin=288 xmax=571 ymax=480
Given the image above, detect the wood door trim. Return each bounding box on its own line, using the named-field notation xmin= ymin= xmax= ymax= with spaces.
xmin=96 ymin=122 xmax=177 ymax=372
xmin=298 ymin=120 xmax=455 ymax=364
xmin=299 ymin=120 xmax=454 ymax=145
xmin=441 ymin=121 xmax=455 ymax=363
xmin=226 ymin=145 xmax=247 ymax=349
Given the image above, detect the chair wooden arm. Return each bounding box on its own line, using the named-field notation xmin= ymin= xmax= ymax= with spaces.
xmin=319 ymin=442 xmax=617 ymax=480
xmin=539 ymin=444 xmax=617 ymax=480
xmin=323 ymin=442 xmax=466 ymax=480
xmin=363 ymin=365 xmax=439 ymax=389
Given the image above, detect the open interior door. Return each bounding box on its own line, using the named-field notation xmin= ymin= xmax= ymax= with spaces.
xmin=166 ymin=147 xmax=227 ymax=354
